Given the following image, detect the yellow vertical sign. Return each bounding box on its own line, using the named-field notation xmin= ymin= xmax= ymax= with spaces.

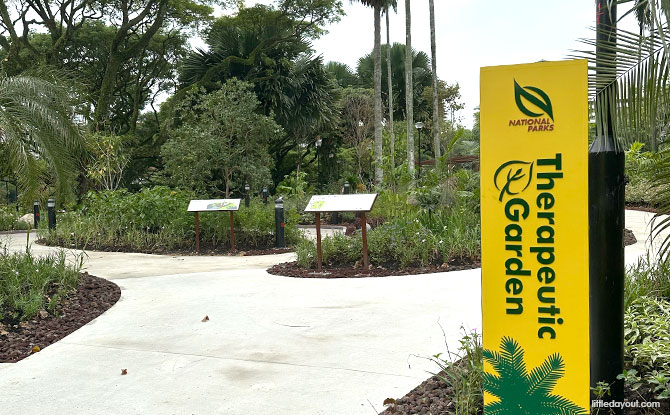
xmin=480 ymin=60 xmax=589 ymax=414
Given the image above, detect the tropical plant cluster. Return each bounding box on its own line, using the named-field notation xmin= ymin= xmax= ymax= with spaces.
xmin=0 ymin=243 xmax=82 ymax=322
xmin=38 ymin=186 xmax=301 ymax=252
xmin=620 ymin=256 xmax=670 ymax=403
xmin=296 ymin=182 xmax=480 ymax=269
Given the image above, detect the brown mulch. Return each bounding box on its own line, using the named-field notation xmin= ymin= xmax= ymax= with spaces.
xmin=380 ymin=371 xmax=466 ymax=415
xmin=267 ymin=259 xmax=480 ymax=279
xmin=0 ymin=273 xmax=120 ymax=363
xmin=37 ymin=239 xmax=292 ymax=257
xmin=379 ymin=371 xmax=668 ymax=415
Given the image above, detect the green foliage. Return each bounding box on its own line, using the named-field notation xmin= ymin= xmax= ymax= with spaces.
xmin=624 ymin=297 xmax=670 ymax=400
xmin=40 ymin=186 xmax=300 ymax=252
xmin=0 ymin=245 xmax=81 ymax=321
xmin=296 ymin=205 xmax=480 ymax=269
xmin=85 ymin=133 xmax=130 ymax=191
xmin=625 ymin=255 xmax=670 ymax=310
xmin=483 ymin=337 xmax=587 ymax=415
xmin=357 ymin=43 xmax=434 ymax=121
xmin=429 ymin=327 xmax=483 ymax=415
xmin=0 ymin=206 xmax=30 ymax=231
xmin=0 ymin=71 xmax=84 ymax=202
xmin=626 ymin=142 xmax=661 ymax=205
xmin=162 ymin=80 xmax=280 ymax=197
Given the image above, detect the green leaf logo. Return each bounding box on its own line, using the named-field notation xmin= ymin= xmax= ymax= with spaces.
xmin=514 ymin=80 xmax=554 ymax=121
xmin=494 ymin=160 xmax=534 ymax=202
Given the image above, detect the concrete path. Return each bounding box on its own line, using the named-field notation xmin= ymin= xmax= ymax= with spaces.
xmin=0 ymin=211 xmax=659 ymax=414
xmin=0 ymin=231 xmax=481 ymax=415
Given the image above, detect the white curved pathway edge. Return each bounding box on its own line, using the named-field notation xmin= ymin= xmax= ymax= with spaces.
xmin=0 ymin=210 xmax=658 ymax=414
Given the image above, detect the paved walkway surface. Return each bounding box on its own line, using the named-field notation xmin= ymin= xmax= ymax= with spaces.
xmin=0 ymin=210 xmax=659 ymax=414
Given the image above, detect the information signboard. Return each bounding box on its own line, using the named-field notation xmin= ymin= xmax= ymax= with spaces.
xmin=188 ymin=199 xmax=241 ymax=212
xmin=187 ymin=199 xmax=242 ymax=253
xmin=305 ymin=194 xmax=377 ymax=213
xmin=480 ymin=60 xmax=589 ymax=414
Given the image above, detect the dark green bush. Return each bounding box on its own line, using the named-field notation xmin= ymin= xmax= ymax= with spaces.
xmin=40 ymin=186 xmax=301 ymax=252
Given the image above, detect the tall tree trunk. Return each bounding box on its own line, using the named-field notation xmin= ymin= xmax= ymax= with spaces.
xmin=386 ymin=7 xmax=395 ymax=170
xmin=93 ymin=52 xmax=122 ymax=131
xmin=405 ymin=0 xmax=414 ymax=176
xmin=373 ymin=6 xmax=383 ymax=186
xmin=429 ymin=0 xmax=441 ymax=160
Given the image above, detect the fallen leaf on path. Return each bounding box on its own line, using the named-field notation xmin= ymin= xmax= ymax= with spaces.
xmin=121 ymin=369 xmax=127 ymax=375
xmin=201 ymin=315 xmax=209 ymax=322
xmin=31 ymin=345 xmax=40 ymax=353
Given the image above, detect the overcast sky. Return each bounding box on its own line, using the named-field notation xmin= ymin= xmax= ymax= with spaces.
xmin=229 ymin=1 xmax=634 ymax=128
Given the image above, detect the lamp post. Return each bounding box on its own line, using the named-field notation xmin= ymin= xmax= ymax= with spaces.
xmin=316 ymin=137 xmax=322 ymax=191
xmin=415 ymin=121 xmax=424 ymax=178
xmin=244 ymin=183 xmax=250 ymax=207
xmin=263 ymin=187 xmax=269 ymax=205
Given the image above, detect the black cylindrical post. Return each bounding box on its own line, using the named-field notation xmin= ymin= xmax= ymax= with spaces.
xmin=263 ymin=187 xmax=269 ymax=205
xmin=244 ymin=183 xmax=250 ymax=207
xmin=343 ymin=181 xmax=351 ymax=195
xmin=275 ymin=197 xmax=285 ymax=248
xmin=590 ymin=1 xmax=624 ymax=410
xmin=33 ymin=201 xmax=40 ymax=229
xmin=47 ymin=198 xmax=56 ymax=230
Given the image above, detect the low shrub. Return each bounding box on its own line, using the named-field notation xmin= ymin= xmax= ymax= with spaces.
xmin=296 ymin=206 xmax=480 ymax=269
xmin=625 ymin=255 xmax=670 ymax=310
xmin=0 ymin=206 xmax=30 ymax=231
xmin=0 ymin=243 xmax=82 ymax=322
xmin=622 ymin=296 xmax=670 ymax=400
xmin=429 ymin=327 xmax=483 ymax=415
xmin=40 ymin=186 xmax=301 ymax=252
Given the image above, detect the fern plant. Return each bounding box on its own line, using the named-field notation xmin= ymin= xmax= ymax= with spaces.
xmin=483 ymin=337 xmax=587 ymax=415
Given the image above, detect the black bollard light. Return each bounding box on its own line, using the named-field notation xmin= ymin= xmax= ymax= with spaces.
xmin=33 ymin=201 xmax=40 ymax=229
xmin=590 ymin=0 xmax=624 ymax=410
xmin=263 ymin=187 xmax=269 ymax=205
xmin=275 ymin=197 xmax=285 ymax=248
xmin=343 ymin=181 xmax=351 ymax=195
xmin=244 ymin=183 xmax=250 ymax=207
xmin=47 ymin=198 xmax=56 ymax=230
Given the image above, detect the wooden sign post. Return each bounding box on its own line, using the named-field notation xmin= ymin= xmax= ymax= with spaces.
xmin=305 ymin=194 xmax=377 ymax=272
xmin=187 ymin=199 xmax=242 ymax=254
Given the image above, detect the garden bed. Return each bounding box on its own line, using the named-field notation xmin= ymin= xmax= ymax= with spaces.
xmin=380 ymin=371 xmax=668 ymax=415
xmin=36 ymin=239 xmax=292 ymax=257
xmin=0 ymin=272 xmax=120 ymax=363
xmin=267 ymin=259 xmax=480 ymax=279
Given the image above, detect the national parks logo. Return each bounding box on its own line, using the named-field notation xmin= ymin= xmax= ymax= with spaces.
xmin=509 ymin=80 xmax=555 ymax=132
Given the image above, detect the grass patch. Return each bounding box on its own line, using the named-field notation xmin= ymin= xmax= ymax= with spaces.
xmin=0 ymin=238 xmax=82 ymax=322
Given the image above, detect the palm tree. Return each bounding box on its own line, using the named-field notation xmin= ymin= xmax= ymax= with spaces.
xmin=386 ymin=5 xmax=396 ymax=169
xmin=405 ymin=0 xmax=414 ymax=177
xmin=356 ymin=1 xmax=397 ymax=186
xmin=577 ymin=1 xmax=670 ymax=257
xmin=357 ymin=43 xmax=433 ymax=120
xmin=0 ymin=71 xmax=83 ymax=200
xmin=429 ymin=0 xmax=441 ymax=160
xmin=483 ymin=337 xmax=587 ymax=414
